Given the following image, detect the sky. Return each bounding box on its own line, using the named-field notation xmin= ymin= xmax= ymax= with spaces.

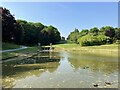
xmin=2 ymin=2 xmax=118 ymax=38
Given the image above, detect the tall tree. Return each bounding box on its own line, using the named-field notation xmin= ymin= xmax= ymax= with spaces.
xmin=67 ymin=28 xmax=79 ymax=43
xmin=104 ymin=26 xmax=115 ymax=38
xmin=41 ymin=25 xmax=61 ymax=44
xmin=115 ymin=28 xmax=120 ymax=40
xmin=2 ymin=8 xmax=61 ymax=45
xmin=2 ymin=8 xmax=23 ymax=44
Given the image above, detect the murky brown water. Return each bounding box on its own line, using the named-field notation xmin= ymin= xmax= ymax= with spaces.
xmin=2 ymin=51 xmax=118 ymax=88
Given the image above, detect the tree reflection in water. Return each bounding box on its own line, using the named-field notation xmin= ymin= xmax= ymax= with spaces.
xmin=2 ymin=51 xmax=118 ymax=88
xmin=2 ymin=52 xmax=61 ymax=88
xmin=68 ymin=52 xmax=118 ymax=75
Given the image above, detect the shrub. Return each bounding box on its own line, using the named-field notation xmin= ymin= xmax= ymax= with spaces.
xmin=78 ymin=35 xmax=107 ymax=46
xmin=115 ymin=40 xmax=120 ymax=44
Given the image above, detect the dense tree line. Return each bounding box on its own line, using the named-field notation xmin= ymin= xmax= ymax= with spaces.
xmin=2 ymin=7 xmax=61 ymax=45
xmin=67 ymin=26 xmax=120 ymax=46
xmin=17 ymin=20 xmax=61 ymax=45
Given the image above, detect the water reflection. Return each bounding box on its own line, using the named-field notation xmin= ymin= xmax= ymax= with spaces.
xmin=67 ymin=52 xmax=118 ymax=88
xmin=68 ymin=52 xmax=118 ymax=75
xmin=2 ymin=51 xmax=118 ymax=88
xmin=2 ymin=52 xmax=61 ymax=88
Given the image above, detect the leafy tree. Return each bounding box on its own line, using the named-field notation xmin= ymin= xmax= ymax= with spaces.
xmin=104 ymin=26 xmax=115 ymax=38
xmin=2 ymin=7 xmax=61 ymax=45
xmin=78 ymin=35 xmax=107 ymax=46
xmin=13 ymin=22 xmax=24 ymax=44
xmin=41 ymin=29 xmax=49 ymax=45
xmin=68 ymin=26 xmax=119 ymax=46
xmin=89 ymin=27 xmax=99 ymax=36
xmin=42 ymin=25 xmax=61 ymax=44
xmin=67 ymin=28 xmax=79 ymax=43
xmin=80 ymin=29 xmax=89 ymax=37
xmin=115 ymin=28 xmax=120 ymax=40
xmin=61 ymin=36 xmax=65 ymax=41
xmin=102 ymin=26 xmax=115 ymax=43
xmin=34 ymin=22 xmax=44 ymax=44
xmin=2 ymin=8 xmax=23 ymax=44
xmin=99 ymin=27 xmax=106 ymax=35
xmin=17 ymin=20 xmax=61 ymax=45
xmin=114 ymin=28 xmax=120 ymax=44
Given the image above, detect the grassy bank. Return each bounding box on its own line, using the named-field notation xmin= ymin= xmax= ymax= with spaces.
xmin=2 ymin=43 xmax=119 ymax=60
xmin=53 ymin=44 xmax=119 ymax=56
xmin=2 ymin=43 xmax=20 ymax=50
xmin=1 ymin=42 xmax=39 ymax=60
xmin=2 ymin=46 xmax=39 ymax=60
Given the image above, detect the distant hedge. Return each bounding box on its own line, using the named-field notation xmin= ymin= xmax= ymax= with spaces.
xmin=78 ymin=35 xmax=107 ymax=46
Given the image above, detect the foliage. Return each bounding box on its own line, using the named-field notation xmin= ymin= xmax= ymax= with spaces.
xmin=2 ymin=42 xmax=20 ymax=50
xmin=17 ymin=20 xmax=61 ymax=45
xmin=67 ymin=26 xmax=120 ymax=46
xmin=115 ymin=28 xmax=120 ymax=40
xmin=89 ymin=27 xmax=99 ymax=36
xmin=78 ymin=35 xmax=107 ymax=46
xmin=2 ymin=7 xmax=120 ymax=47
xmin=2 ymin=7 xmax=23 ymax=44
xmin=80 ymin=29 xmax=89 ymax=37
xmin=67 ymin=28 xmax=80 ymax=43
xmin=2 ymin=8 xmax=61 ymax=46
xmin=104 ymin=26 xmax=115 ymax=38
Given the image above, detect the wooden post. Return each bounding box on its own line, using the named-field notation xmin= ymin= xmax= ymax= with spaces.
xmin=38 ymin=43 xmax=41 ymax=51
xmin=50 ymin=43 xmax=52 ymax=50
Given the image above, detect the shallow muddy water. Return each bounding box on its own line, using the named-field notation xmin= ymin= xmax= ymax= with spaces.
xmin=2 ymin=51 xmax=118 ymax=88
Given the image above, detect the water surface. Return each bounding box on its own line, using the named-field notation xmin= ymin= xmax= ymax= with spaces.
xmin=2 ymin=51 xmax=118 ymax=88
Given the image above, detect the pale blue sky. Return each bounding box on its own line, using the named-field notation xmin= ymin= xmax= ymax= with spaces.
xmin=2 ymin=2 xmax=118 ymax=38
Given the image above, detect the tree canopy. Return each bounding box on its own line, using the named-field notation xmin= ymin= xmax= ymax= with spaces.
xmin=67 ymin=28 xmax=79 ymax=43
xmin=2 ymin=7 xmax=119 ymax=46
xmin=67 ymin=26 xmax=120 ymax=46
xmin=2 ymin=7 xmax=61 ymax=45
xmin=2 ymin=8 xmax=23 ymax=44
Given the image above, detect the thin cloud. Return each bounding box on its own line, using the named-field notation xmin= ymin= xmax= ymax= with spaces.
xmin=55 ymin=3 xmax=69 ymax=9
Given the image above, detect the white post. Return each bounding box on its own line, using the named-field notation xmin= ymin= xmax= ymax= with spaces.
xmin=50 ymin=43 xmax=52 ymax=50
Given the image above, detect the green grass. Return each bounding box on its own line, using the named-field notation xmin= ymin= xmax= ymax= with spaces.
xmin=53 ymin=43 xmax=119 ymax=56
xmin=1 ymin=43 xmax=119 ymax=60
xmin=2 ymin=43 xmax=20 ymax=50
xmin=2 ymin=46 xmax=39 ymax=60
xmin=1 ymin=42 xmax=39 ymax=60
xmin=53 ymin=43 xmax=118 ymax=50
xmin=2 ymin=52 xmax=18 ymax=60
